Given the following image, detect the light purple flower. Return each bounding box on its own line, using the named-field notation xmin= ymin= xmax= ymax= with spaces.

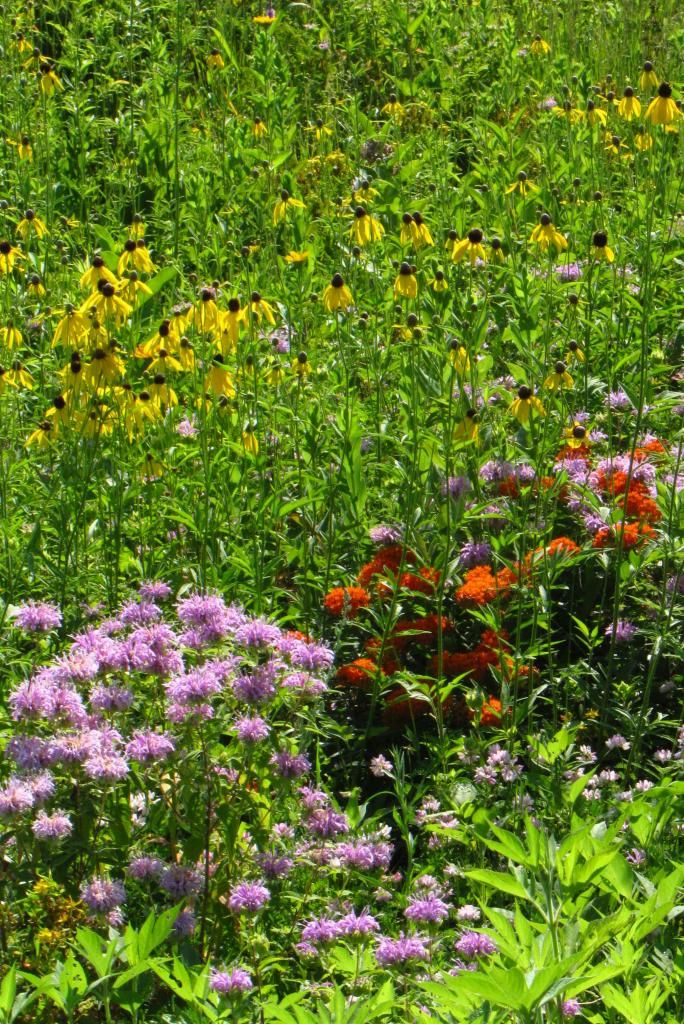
xmin=606 ymin=389 xmax=632 ymax=411
xmin=173 ymin=909 xmax=197 ymax=936
xmin=405 ymin=895 xmax=450 ymax=924
xmin=210 ymin=968 xmax=253 ymax=995
xmin=442 ymin=476 xmax=470 ymax=499
xmin=0 ymin=778 xmax=35 ymax=816
xmin=370 ymin=755 xmax=393 ymax=778
xmin=338 ymin=910 xmax=380 ymax=937
xmin=227 ymin=881 xmax=270 ymax=913
xmin=561 ymin=999 xmax=581 ymax=1017
xmin=375 ymin=933 xmax=429 ymax=966
xmin=177 ymin=418 xmax=198 ymax=437
xmin=369 ymin=525 xmax=403 ymax=546
xmin=235 ymin=716 xmax=271 ymax=743
xmin=456 ymin=904 xmax=481 ymax=922
xmin=90 ymin=684 xmax=134 ymax=712
xmin=270 ymin=750 xmax=311 ymax=778
xmin=11 ymin=601 xmax=62 ymax=633
xmin=605 ymin=620 xmax=637 ymax=644
xmin=138 ymin=580 xmax=173 ymax=601
xmin=127 ymin=856 xmax=164 ymax=881
xmin=606 ymin=734 xmax=630 ymax=751
xmin=454 ymin=931 xmax=497 ymax=958
xmin=81 ymin=877 xmax=126 ymax=914
xmin=301 ymin=917 xmax=342 ymax=944
xmin=125 ymin=730 xmax=176 ymax=763
xmin=32 ymin=810 xmax=73 ymax=840
xmin=458 ymin=541 xmax=492 ymax=568
xmin=159 ymin=865 xmax=203 ymax=898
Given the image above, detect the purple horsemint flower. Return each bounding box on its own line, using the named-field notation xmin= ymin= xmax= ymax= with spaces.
xmin=5 ymin=737 xmax=49 ymax=771
xmin=301 ymin=917 xmax=343 ymax=944
xmin=11 ymin=600 xmax=62 ymax=633
xmin=32 ymin=810 xmax=73 ymax=840
xmin=605 ymin=620 xmax=637 ymax=644
xmin=555 ymin=262 xmax=582 ymax=282
xmin=404 ymin=894 xmax=450 ymax=924
xmin=605 ymin=734 xmax=630 ymax=751
xmin=209 ymin=968 xmax=253 ymax=995
xmin=80 ymin=877 xmax=126 ymax=915
xmin=336 ymin=840 xmax=392 ymax=870
xmin=369 ymin=524 xmax=403 ymax=545
xmin=234 ymin=617 xmax=282 ymax=650
xmin=125 ymin=730 xmax=176 ymax=763
xmin=118 ymin=600 xmax=163 ymax=626
xmin=127 ymin=856 xmax=164 ymax=881
xmin=606 ymin=389 xmax=632 ymax=411
xmin=626 ymin=847 xmax=646 ymax=866
xmin=235 ymin=715 xmax=271 ymax=743
xmin=0 ymin=778 xmax=35 ymax=816
xmin=281 ymin=671 xmax=327 ymax=697
xmin=28 ymin=771 xmax=55 ymax=804
xmin=375 ymin=933 xmax=430 ymax=966
xmin=232 ymin=660 xmax=279 ymax=703
xmin=276 ymin=635 xmax=334 ymax=671
xmin=160 ymin=865 xmax=203 ymax=899
xmin=306 ymin=807 xmax=350 ymax=838
xmin=256 ymin=853 xmax=293 ymax=879
xmin=227 ymin=881 xmax=270 ymax=913
xmin=561 ymin=1000 xmax=582 ymax=1018
xmin=298 ymin=785 xmax=329 ymax=810
xmin=173 ymin=909 xmax=197 ymax=937
xmin=456 ymin=904 xmax=481 ymax=922
xmin=338 ymin=910 xmax=380 ymax=937
xmin=441 ymin=476 xmax=471 ymax=499
xmin=458 ymin=541 xmax=492 ymax=568
xmin=270 ymin=750 xmax=311 ymax=779
xmin=90 ymin=683 xmax=134 ymax=712
xmin=479 ymin=459 xmax=515 ymax=484
xmin=454 ymin=930 xmax=498 ymax=958
xmin=176 ymin=417 xmax=198 ymax=437
xmin=138 ymin=580 xmax=173 ymax=601
xmin=125 ymin=624 xmax=183 ymax=676
xmin=370 ymin=754 xmax=393 ymax=778
xmin=84 ymin=751 xmax=130 ymax=783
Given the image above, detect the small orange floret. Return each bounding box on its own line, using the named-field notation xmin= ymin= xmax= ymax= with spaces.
xmin=592 ymin=521 xmax=656 ymax=549
xmin=547 ymin=536 xmax=581 ymax=556
xmin=323 ymin=585 xmax=371 ymax=617
xmin=357 ymin=545 xmax=415 ymax=587
xmin=468 ymin=696 xmax=503 ymax=727
xmin=336 ymin=658 xmax=380 ymax=689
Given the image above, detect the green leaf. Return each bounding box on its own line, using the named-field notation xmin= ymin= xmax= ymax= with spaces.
xmin=465 ymin=868 xmax=530 ymax=900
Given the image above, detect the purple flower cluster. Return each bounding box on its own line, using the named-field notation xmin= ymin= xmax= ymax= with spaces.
xmin=227 ymin=881 xmax=270 ymax=913
xmin=375 ymin=933 xmax=429 ymax=966
xmin=11 ymin=600 xmax=62 ymax=633
xmin=210 ymin=968 xmax=253 ymax=995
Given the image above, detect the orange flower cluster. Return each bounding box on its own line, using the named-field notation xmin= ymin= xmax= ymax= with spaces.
xmin=455 ymin=565 xmax=516 ymax=606
xmin=468 ymin=696 xmax=503 ymax=727
xmin=323 ymin=586 xmax=371 ymax=617
xmin=336 ymin=658 xmax=380 ymax=689
xmin=377 ymin=567 xmax=440 ymax=599
xmin=592 ymin=521 xmax=656 ymax=549
xmin=357 ymin=545 xmax=415 ymax=587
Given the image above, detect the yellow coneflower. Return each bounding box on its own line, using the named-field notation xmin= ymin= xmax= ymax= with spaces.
xmin=266 ymin=360 xmax=285 ymax=386
xmin=284 ymin=250 xmax=310 ymax=264
xmin=149 ymin=373 xmax=178 ymax=408
xmin=604 ymin=132 xmax=630 ymax=158
xmin=86 ymin=346 xmax=125 ymax=386
xmin=322 ymin=273 xmax=353 ymax=312
xmin=399 ymin=213 xmax=417 ymax=247
xmin=430 ymin=270 xmax=448 ymax=292
xmin=453 ymin=408 xmax=479 ymax=443
xmin=449 ymin=228 xmax=487 ymax=266
xmin=85 ymin=315 xmax=109 ymax=353
xmin=586 ymin=99 xmax=607 ymax=126
xmin=218 ymin=298 xmax=246 ymax=354
xmin=119 ymin=270 xmax=152 ymax=304
xmin=6 ymin=360 xmax=34 ymax=389
xmin=61 ymin=355 xmax=85 ymax=395
xmin=253 ymin=10 xmax=276 ymax=24
xmin=45 ymin=394 xmax=71 ymax=433
xmin=39 ymin=63 xmax=63 ymax=96
xmin=394 ymin=262 xmax=418 ymax=299
xmin=412 ymin=212 xmax=434 ymax=247
xmin=618 ymin=86 xmax=641 ymax=120
xmin=293 ymin=351 xmax=311 ymax=376
xmin=0 ymin=323 xmax=22 ymax=350
xmin=0 ymin=240 xmax=24 ymax=274
xmin=206 ymin=48 xmax=225 ymax=69
xmin=52 ymin=306 xmax=90 ymax=348
xmin=563 ymin=421 xmax=590 ymax=449
xmin=273 ymin=189 xmax=305 ymax=225
xmin=26 ymin=420 xmax=53 ymax=448
xmin=81 ymin=281 xmax=132 ymax=326
xmin=18 ymin=135 xmax=33 ymax=161
xmin=505 ymin=171 xmax=537 ymax=196
xmin=645 ymin=82 xmax=680 ymax=126
xmin=350 ymin=207 xmax=384 ymax=247
xmin=128 ymin=389 xmax=162 ymax=436
xmin=81 ymin=403 xmax=115 ymax=438
xmin=529 ymin=214 xmax=567 ymax=254
xmin=117 ymin=238 xmax=155 ymax=276
xmin=17 ymin=209 xmax=48 ymax=240
xmin=250 ymin=291 xmax=276 ymax=325
xmin=544 ymin=361 xmax=574 ymax=391
xmin=252 ymin=116 xmax=267 ymax=139
xmin=381 ymin=93 xmax=404 ymax=119
xmin=242 ymin=427 xmax=259 ymax=455
xmin=307 ymin=119 xmax=332 ymax=141
xmin=639 ymin=61 xmax=659 ymax=91
xmin=146 ymin=347 xmax=183 ymax=375
xmin=565 ymin=340 xmax=585 ymax=365
xmin=353 ymin=179 xmax=380 ymax=205
xmin=15 ymin=33 xmax=32 ymax=54
xmin=178 ymin=337 xmax=195 ymax=370
xmin=191 ymin=287 xmax=221 ymax=334
xmin=135 ymin=320 xmax=173 ymax=358
xmin=0 ymin=366 xmax=10 ymax=393
xmin=128 ymin=213 xmax=146 ymax=239
xmin=27 ymin=273 xmax=46 ymax=298
xmin=448 ymin=341 xmax=470 ymax=373
xmin=509 ymin=385 xmax=545 ymax=425
xmin=592 ymin=230 xmax=614 ymax=262
xmin=490 ymin=237 xmax=505 ymax=263
xmin=635 ymin=126 xmax=654 ymax=151
xmin=553 ymin=100 xmax=584 ymax=124
xmin=79 ymin=255 xmax=117 ymax=291
xmin=205 ymin=355 xmax=236 ymax=397
xmin=530 ymin=35 xmax=550 ymax=55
